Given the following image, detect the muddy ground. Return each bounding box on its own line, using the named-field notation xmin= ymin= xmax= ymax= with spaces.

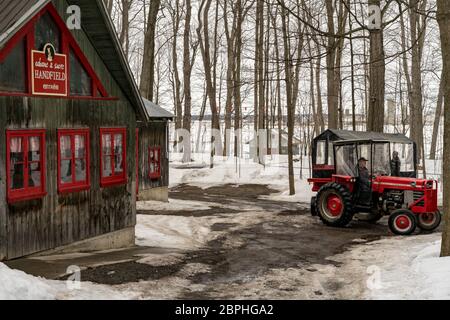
xmin=10 ymin=183 xmax=439 ymax=299
xmin=62 ymin=183 xmax=407 ymax=299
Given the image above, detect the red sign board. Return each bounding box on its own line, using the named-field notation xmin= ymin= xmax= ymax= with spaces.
xmin=31 ymin=44 xmax=67 ymax=97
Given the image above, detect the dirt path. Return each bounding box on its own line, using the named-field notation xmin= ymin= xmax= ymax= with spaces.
xmin=64 ymin=183 xmax=394 ymax=299
xmin=8 ymin=183 xmax=402 ymax=299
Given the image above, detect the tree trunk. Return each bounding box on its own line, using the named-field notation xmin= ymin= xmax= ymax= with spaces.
xmin=430 ymin=73 xmax=444 ymax=160
xmin=171 ymin=1 xmax=183 ymax=131
xmin=437 ymin=0 xmax=450 ymax=257
xmin=367 ymin=0 xmax=385 ymax=132
xmin=197 ymin=0 xmax=221 ymax=168
xmin=325 ymin=0 xmax=338 ymax=129
xmin=139 ymin=0 xmax=161 ymax=101
xmin=280 ymin=1 xmax=296 ymax=195
xmin=182 ymin=0 xmax=193 ymax=135
xmin=119 ymin=0 xmax=131 ymax=58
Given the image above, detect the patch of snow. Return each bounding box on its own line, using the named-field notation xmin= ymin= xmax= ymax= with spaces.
xmin=0 ymin=263 xmax=137 ymax=300
xmin=0 ymin=263 xmax=56 ymax=300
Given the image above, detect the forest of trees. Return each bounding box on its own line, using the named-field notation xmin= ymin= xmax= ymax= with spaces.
xmin=104 ymin=0 xmax=442 ymax=192
xmin=103 ymin=0 xmax=450 ymax=255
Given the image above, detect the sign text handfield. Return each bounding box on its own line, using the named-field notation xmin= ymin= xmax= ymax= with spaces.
xmin=32 ymin=50 xmax=68 ymax=96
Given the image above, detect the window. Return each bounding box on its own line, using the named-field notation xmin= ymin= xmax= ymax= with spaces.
xmin=35 ymin=12 xmax=61 ymax=52
xmin=6 ymin=130 xmax=46 ymax=203
xmin=316 ymin=141 xmax=326 ymax=165
xmin=100 ymin=128 xmax=127 ymax=187
xmin=335 ymin=144 xmax=358 ymax=177
xmin=0 ymin=39 xmax=26 ymax=92
xmin=0 ymin=4 xmax=109 ymax=98
xmin=58 ymin=129 xmax=90 ymax=193
xmin=149 ymin=146 xmax=161 ymax=179
xmin=70 ymin=49 xmax=92 ymax=96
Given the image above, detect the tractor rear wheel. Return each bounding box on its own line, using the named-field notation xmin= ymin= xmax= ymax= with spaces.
xmin=388 ymin=209 xmax=417 ymax=235
xmin=315 ymin=183 xmax=354 ymax=227
xmin=417 ymin=211 xmax=442 ymax=231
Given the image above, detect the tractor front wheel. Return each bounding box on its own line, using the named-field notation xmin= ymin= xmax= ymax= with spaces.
xmin=417 ymin=211 xmax=442 ymax=231
xmin=316 ymin=183 xmax=354 ymax=227
xmin=388 ymin=209 xmax=417 ymax=236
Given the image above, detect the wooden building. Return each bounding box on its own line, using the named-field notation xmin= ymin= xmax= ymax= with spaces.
xmin=0 ymin=0 xmax=152 ymax=260
xmin=137 ymin=99 xmax=173 ymax=202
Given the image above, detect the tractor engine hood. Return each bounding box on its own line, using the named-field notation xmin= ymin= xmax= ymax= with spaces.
xmin=372 ymin=176 xmax=435 ymax=190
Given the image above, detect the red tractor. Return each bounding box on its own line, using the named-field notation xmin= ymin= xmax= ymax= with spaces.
xmin=308 ymin=129 xmax=441 ymax=235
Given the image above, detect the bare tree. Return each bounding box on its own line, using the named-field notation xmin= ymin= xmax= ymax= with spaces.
xmin=140 ymin=0 xmax=161 ymax=101
xmin=438 ymin=0 xmax=450 ymax=257
xmin=430 ymin=73 xmax=444 ymax=160
xmin=197 ymin=0 xmax=221 ymax=167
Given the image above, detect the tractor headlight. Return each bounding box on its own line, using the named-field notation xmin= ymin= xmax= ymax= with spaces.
xmin=426 ymin=181 xmax=433 ymax=189
xmin=410 ymin=182 xmax=417 ymax=188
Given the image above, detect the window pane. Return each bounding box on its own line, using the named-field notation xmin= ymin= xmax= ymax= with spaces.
xmin=75 ymin=159 xmax=87 ymax=182
xmin=316 ymin=141 xmax=326 ymax=165
xmin=113 ymin=134 xmax=123 ymax=175
xmin=10 ymin=137 xmax=24 ymax=160
xmin=103 ymin=156 xmax=112 ymax=177
xmin=102 ymin=134 xmax=112 ymax=155
xmin=114 ymin=153 xmax=124 ymax=175
xmin=0 ymin=40 xmax=26 ymax=92
xmin=70 ymin=49 xmax=92 ymax=96
xmin=75 ymin=135 xmax=86 ymax=158
xmin=60 ymin=159 xmax=72 ymax=184
xmin=35 ymin=13 xmax=60 ymax=52
xmin=10 ymin=137 xmax=25 ymax=189
xmin=10 ymin=164 xmax=24 ymax=190
xmin=336 ymin=145 xmax=358 ymax=176
xmin=60 ymin=135 xmax=72 ymax=158
xmin=29 ymin=137 xmax=41 ymax=161
xmin=114 ymin=134 xmax=123 ymax=154
xmin=28 ymin=162 xmax=41 ymax=187
xmin=372 ymin=143 xmax=391 ymax=176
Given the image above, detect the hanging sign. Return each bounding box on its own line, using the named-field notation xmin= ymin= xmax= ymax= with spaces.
xmin=31 ymin=43 xmax=67 ymax=96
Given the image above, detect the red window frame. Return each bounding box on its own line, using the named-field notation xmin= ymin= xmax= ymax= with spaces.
xmin=149 ymin=146 xmax=162 ymax=179
xmin=57 ymin=129 xmax=90 ymax=193
xmin=6 ymin=129 xmax=47 ymax=203
xmin=0 ymin=3 xmax=109 ymax=99
xmin=100 ymin=128 xmax=127 ymax=187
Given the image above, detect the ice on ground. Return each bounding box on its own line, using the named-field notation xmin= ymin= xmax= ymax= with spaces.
xmin=137 ymin=199 xmax=215 ymax=211
xmin=135 ymin=215 xmax=212 ymax=250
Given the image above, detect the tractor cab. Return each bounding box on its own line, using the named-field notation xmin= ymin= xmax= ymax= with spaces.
xmin=311 ymin=129 xmax=417 ymax=180
xmin=333 ymin=139 xmax=392 ymax=208
xmin=308 ymin=129 xmax=440 ymax=236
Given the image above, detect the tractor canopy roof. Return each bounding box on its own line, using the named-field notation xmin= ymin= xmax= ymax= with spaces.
xmin=314 ymin=129 xmax=415 ymax=145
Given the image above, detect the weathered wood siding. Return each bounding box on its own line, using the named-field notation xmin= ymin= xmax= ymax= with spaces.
xmin=0 ymin=0 xmax=140 ymax=260
xmin=0 ymin=96 xmax=137 ymax=260
xmin=138 ymin=121 xmax=169 ymax=192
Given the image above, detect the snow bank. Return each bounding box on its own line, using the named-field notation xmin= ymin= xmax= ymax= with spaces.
xmin=0 ymin=263 xmax=56 ymax=300
xmin=328 ymin=232 xmax=450 ymax=300
xmin=0 ymin=263 xmax=138 ymax=300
